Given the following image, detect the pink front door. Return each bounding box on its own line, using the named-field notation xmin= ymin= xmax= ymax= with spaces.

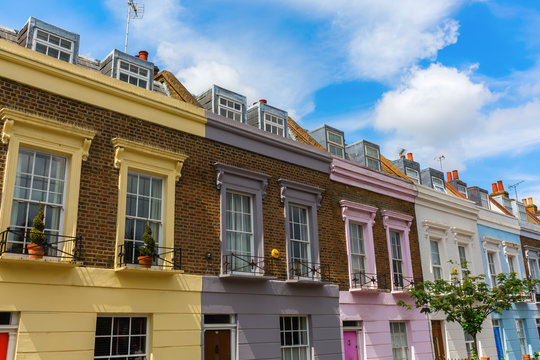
xmin=343 ymin=331 xmax=359 ymax=360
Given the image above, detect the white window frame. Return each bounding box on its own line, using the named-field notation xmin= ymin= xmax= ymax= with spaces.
xmin=487 ymin=251 xmax=498 ymax=287
xmin=516 ymin=319 xmax=528 ymax=356
xmin=33 ymin=28 xmax=73 ymax=62
xmin=464 ymin=331 xmax=474 ymax=356
xmin=218 ymin=96 xmax=243 ymax=122
xmin=430 ymin=239 xmax=443 ymax=280
xmin=327 ymin=130 xmax=345 ymax=158
xmin=390 ymin=321 xmax=410 ymax=360
xmin=483 ymin=236 xmax=502 ymax=288
xmin=432 ymin=177 xmax=445 ymax=192
xmin=456 ymin=184 xmax=468 ymax=198
xmin=503 ymin=241 xmax=521 ymax=279
xmin=280 ymin=316 xmax=310 ymax=360
xmin=458 ymin=245 xmax=468 ymax=278
xmin=264 ymin=112 xmax=285 ymax=137
xmin=479 ymin=192 xmax=489 ymax=208
xmin=93 ymin=315 xmax=148 ymax=360
xmin=405 ymin=168 xmax=419 ymax=184
xmin=0 ymin=312 xmax=18 ymax=360
xmin=117 ymin=60 xmax=150 ymax=89
xmin=364 ymin=144 xmax=381 ymax=171
xmin=383 ymin=210 xmax=414 ymax=292
xmin=225 ymin=191 xmax=255 ymax=273
xmin=288 ymin=204 xmax=312 ymax=275
xmin=203 ymin=314 xmax=237 ymax=360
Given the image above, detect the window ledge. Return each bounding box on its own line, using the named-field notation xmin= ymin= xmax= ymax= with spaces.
xmin=219 ymin=273 xmax=277 ymax=281
xmin=349 ymin=287 xmax=389 ymax=293
xmin=285 ymin=279 xmax=332 ymax=286
xmin=0 ymin=254 xmax=82 ymax=268
xmin=115 ymin=265 xmax=184 ymax=275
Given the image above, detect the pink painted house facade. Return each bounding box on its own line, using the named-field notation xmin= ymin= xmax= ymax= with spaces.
xmin=330 ymin=158 xmax=433 ymax=360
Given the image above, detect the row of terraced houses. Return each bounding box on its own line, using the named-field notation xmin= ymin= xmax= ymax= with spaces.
xmin=1 ymin=17 xmax=540 ymax=360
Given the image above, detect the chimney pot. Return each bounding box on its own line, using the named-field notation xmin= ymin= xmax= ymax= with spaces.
xmin=253 ymin=102 xmax=258 ymax=105
xmin=492 ymin=183 xmax=498 ymax=193
xmin=452 ymin=170 xmax=459 ymax=180
xmin=135 ymin=54 xmax=140 ymax=58
xmin=528 ymin=197 xmax=533 ymax=206
xmin=259 ymin=99 xmax=267 ymax=104
xmin=138 ymin=50 xmax=148 ymax=61
xmin=447 ymin=172 xmax=452 ymax=182
xmin=497 ymin=180 xmax=504 ymax=192
xmin=406 ymin=153 xmax=413 ymax=161
xmin=523 ymin=198 xmax=528 ymax=205
xmin=400 ymin=155 xmax=405 ymax=159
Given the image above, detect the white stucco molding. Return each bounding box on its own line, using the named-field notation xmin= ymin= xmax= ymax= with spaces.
xmin=502 ymin=241 xmax=521 ymax=257
xmin=482 ymin=236 xmax=502 ymax=253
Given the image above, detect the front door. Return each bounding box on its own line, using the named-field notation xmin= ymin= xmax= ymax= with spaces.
xmin=431 ymin=321 xmax=445 ymax=360
xmin=204 ymin=329 xmax=231 ymax=360
xmin=0 ymin=333 xmax=8 ymax=360
xmin=343 ymin=331 xmax=359 ymax=360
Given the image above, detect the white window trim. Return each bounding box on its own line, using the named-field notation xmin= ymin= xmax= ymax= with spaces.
xmin=33 ymin=28 xmax=74 ymax=63
xmin=383 ymin=210 xmax=414 ymax=291
xmin=263 ymin=112 xmax=285 ymax=137
xmin=516 ymin=319 xmax=528 ymax=356
xmin=117 ymin=60 xmax=150 ymax=90
xmin=390 ymin=321 xmax=410 ymax=360
xmin=203 ymin=314 xmax=237 ymax=360
xmin=364 ymin=144 xmax=381 ymax=171
xmin=340 ymin=200 xmax=377 ymax=289
xmin=479 ymin=192 xmax=489 ymax=208
xmin=94 ymin=315 xmax=149 ymax=360
xmin=405 ymin=168 xmax=419 ymax=184
xmin=432 ymin=177 xmax=445 ymax=192
xmin=217 ymin=95 xmax=243 ymax=122
xmin=482 ymin=237 xmax=502 ymax=288
xmin=430 ymin=239 xmax=443 ymax=280
xmin=502 ymin=241 xmax=522 ymax=278
xmin=422 ymin=220 xmax=449 ymax=280
xmin=0 ymin=312 xmax=18 ymax=360
xmin=280 ymin=315 xmax=311 ymax=360
xmin=327 ymin=130 xmax=345 ymax=158
xmin=113 ymin=138 xmax=188 ymax=269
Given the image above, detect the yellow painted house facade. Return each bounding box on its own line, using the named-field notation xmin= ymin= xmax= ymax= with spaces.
xmin=0 ymin=39 xmax=205 ymax=359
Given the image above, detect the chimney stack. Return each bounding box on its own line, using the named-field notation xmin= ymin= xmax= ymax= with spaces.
xmin=407 ymin=153 xmax=413 ymax=161
xmin=490 ymin=180 xmax=509 ymax=197
xmin=452 ymin=170 xmax=459 ymax=180
xmin=523 ymin=197 xmax=539 ymax=214
xmin=522 ymin=198 xmax=527 ymax=205
xmin=528 ymin=197 xmax=533 ymax=206
xmin=447 ymin=172 xmax=452 ymax=182
xmin=497 ymin=180 xmax=504 ymax=192
xmin=493 ymin=183 xmax=499 ymax=193
xmin=400 ymin=155 xmax=405 ymax=159
xmin=138 ymin=50 xmax=148 ymax=61
xmin=259 ymin=99 xmax=267 ymax=104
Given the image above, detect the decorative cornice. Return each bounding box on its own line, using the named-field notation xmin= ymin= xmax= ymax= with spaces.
xmin=482 ymin=236 xmax=502 ymax=252
xmin=112 ymin=137 xmax=188 ymax=181
xmin=339 ymin=200 xmax=377 ymax=222
xmin=381 ymin=209 xmax=414 ymax=230
xmin=213 ymin=162 xmax=269 ymax=197
xmin=278 ymin=179 xmax=324 ymax=209
xmin=450 ymin=226 xmax=476 ymax=238
xmin=422 ymin=219 xmax=448 ymax=232
xmin=502 ymin=241 xmax=520 ymax=256
xmin=330 ymin=158 xmax=417 ymax=203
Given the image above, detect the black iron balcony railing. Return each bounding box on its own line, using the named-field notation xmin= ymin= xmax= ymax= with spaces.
xmin=392 ymin=274 xmax=419 ymax=291
xmin=222 ymin=253 xmax=267 ymax=275
xmin=0 ymin=228 xmax=81 ymax=261
xmin=117 ymin=241 xmax=182 ymax=270
xmin=351 ymin=271 xmax=388 ymax=290
xmin=289 ymin=259 xmax=330 ymax=282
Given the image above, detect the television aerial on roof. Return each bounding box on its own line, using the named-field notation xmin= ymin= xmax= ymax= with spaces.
xmin=508 ymin=180 xmax=525 ymax=201
xmin=125 ymin=0 xmax=145 ymax=52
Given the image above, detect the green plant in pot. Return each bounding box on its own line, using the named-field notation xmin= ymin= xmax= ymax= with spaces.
xmin=137 ymin=223 xmax=155 ymax=268
xmin=28 ymin=205 xmax=46 ymax=259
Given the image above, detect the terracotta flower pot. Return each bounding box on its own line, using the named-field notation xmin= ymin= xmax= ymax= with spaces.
xmin=138 ymin=256 xmax=153 ymax=268
xmin=27 ymin=243 xmax=44 ymax=259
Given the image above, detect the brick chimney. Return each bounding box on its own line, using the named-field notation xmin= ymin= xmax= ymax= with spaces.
xmin=447 ymin=172 xmax=452 ymax=182
xmin=523 ymin=197 xmax=539 ymax=214
xmin=406 ymin=153 xmax=413 ymax=161
xmin=490 ymin=180 xmax=509 ymax=197
xmin=452 ymin=170 xmax=459 ymax=180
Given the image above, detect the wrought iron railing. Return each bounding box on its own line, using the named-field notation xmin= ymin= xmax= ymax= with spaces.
xmin=351 ymin=271 xmax=388 ymax=290
xmin=222 ymin=253 xmax=267 ymax=275
xmin=0 ymin=228 xmax=81 ymax=261
xmin=392 ymin=274 xmax=419 ymax=291
xmin=117 ymin=242 xmax=181 ymax=270
xmin=288 ymin=259 xmax=330 ymax=282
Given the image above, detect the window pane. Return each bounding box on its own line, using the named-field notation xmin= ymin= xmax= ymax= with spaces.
xmin=35 ymin=43 xmax=47 ymax=54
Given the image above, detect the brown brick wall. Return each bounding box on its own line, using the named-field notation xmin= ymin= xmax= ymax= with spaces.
xmin=0 ymin=77 xmax=421 ymax=291
xmin=520 ymin=234 xmax=540 ymax=278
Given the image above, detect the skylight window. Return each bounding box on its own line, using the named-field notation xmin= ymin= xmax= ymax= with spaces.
xmin=118 ymin=60 xmax=149 ymax=89
xmin=218 ymin=96 xmax=242 ymax=122
xmin=432 ymin=177 xmax=445 ymax=193
xmin=364 ymin=145 xmax=381 ymax=171
xmin=264 ymin=112 xmax=285 ymax=137
xmin=34 ymin=29 xmax=73 ymax=62
xmin=327 ymin=131 xmax=344 ymax=158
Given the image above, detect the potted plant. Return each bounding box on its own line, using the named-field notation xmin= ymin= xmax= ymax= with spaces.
xmin=28 ymin=205 xmax=46 ymax=259
xmin=137 ymin=223 xmax=155 ymax=268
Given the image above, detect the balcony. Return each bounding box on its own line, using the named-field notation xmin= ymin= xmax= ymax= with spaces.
xmin=350 ymin=271 xmax=388 ymax=292
xmin=116 ymin=241 xmax=182 ymax=273
xmin=287 ymin=259 xmax=330 ymax=285
xmin=392 ymin=274 xmax=419 ymax=292
xmin=220 ymin=253 xmax=276 ymax=280
xmin=0 ymin=228 xmax=81 ymax=266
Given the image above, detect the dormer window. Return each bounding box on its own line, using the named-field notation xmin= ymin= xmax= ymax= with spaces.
xmin=218 ymin=96 xmax=242 ymax=122
xmin=34 ymin=29 xmax=73 ymax=62
xmin=364 ymin=145 xmax=380 ymax=171
xmin=405 ymin=168 xmax=419 ymax=184
xmin=480 ymin=192 xmax=489 ymax=208
xmin=264 ymin=112 xmax=285 ymax=136
xmin=118 ymin=60 xmax=149 ymax=89
xmin=518 ymin=203 xmax=527 ymax=221
xmin=327 ymin=131 xmax=345 ymax=158
xmin=456 ymin=184 xmax=468 ymax=198
xmin=432 ymin=177 xmax=445 ymax=192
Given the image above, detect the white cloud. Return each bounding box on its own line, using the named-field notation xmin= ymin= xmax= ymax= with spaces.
xmin=372 ymin=63 xmax=540 ymax=170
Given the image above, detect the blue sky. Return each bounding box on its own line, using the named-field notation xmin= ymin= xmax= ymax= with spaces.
xmin=2 ymin=0 xmax=540 ymax=203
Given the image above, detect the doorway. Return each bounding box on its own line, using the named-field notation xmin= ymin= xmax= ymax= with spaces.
xmin=431 ymin=320 xmax=445 ymax=360
xmin=204 ymin=329 xmax=231 ymax=360
xmin=343 ymin=321 xmax=363 ymax=360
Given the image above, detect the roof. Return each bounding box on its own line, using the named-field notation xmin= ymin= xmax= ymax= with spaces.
xmin=287 ymin=117 xmax=325 ymax=150
xmin=445 ymin=182 xmax=468 ymax=200
xmin=154 ymin=70 xmax=202 ymax=107
xmin=380 ymin=156 xmax=410 ymax=181
xmin=526 ymin=208 xmax=540 ymax=225
xmin=488 ymin=196 xmax=514 ymax=216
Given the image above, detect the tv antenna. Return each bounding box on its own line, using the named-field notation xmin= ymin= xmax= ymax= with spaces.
xmin=508 ymin=180 xmax=524 ymax=200
xmin=125 ymin=0 xmax=144 ymax=52
xmin=434 ymin=155 xmax=445 ymax=171
xmin=398 ymin=148 xmax=406 ymax=158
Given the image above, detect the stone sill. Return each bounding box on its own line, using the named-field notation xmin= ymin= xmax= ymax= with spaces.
xmin=0 ymin=254 xmax=82 ymax=268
